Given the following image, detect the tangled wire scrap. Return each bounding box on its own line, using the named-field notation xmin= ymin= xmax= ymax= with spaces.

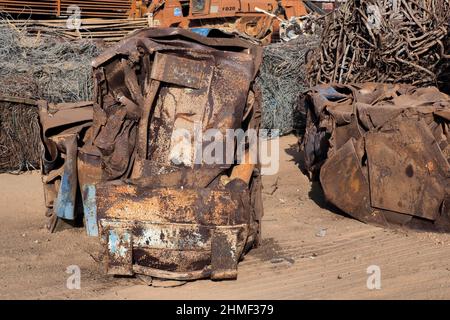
xmin=0 ymin=103 xmax=40 ymax=173
xmin=0 ymin=20 xmax=101 ymax=172
xmin=0 ymin=20 xmax=101 ymax=103
xmin=307 ymin=0 xmax=450 ymax=87
xmin=257 ymin=34 xmax=320 ymax=136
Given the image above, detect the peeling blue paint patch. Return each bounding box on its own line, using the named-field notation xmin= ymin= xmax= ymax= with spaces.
xmin=174 ymin=7 xmax=182 ymax=17
xmin=108 ymin=230 xmax=131 ymax=258
xmin=54 ymin=169 xmax=75 ymax=220
xmin=108 ymin=230 xmax=119 ymax=254
xmin=190 ymin=28 xmax=211 ymax=37
xmin=82 ymin=184 xmax=98 ymax=237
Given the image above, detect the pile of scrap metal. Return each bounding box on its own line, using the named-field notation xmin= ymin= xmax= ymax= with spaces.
xmin=38 ymin=28 xmax=264 ymax=281
xmin=254 ymin=6 xmax=321 ymax=42
xmin=300 ymin=83 xmax=450 ymax=232
xmin=306 ymin=0 xmax=450 ymax=89
xmin=279 ymin=13 xmax=322 ymax=42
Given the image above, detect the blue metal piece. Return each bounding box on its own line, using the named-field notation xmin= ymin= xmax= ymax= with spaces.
xmin=82 ymin=184 xmax=98 ymax=237
xmin=190 ymin=28 xmax=212 ymax=37
xmin=54 ymin=136 xmax=77 ymax=220
xmin=107 ymin=228 xmax=133 ymax=275
xmin=174 ymin=7 xmax=182 ymax=17
xmin=108 ymin=229 xmax=131 ymax=257
xmin=54 ymin=169 xmax=75 ymax=220
xmin=108 ymin=230 xmax=119 ymax=255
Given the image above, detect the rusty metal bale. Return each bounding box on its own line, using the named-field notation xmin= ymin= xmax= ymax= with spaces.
xmin=39 ymin=28 xmax=264 ymax=281
xmin=300 ymin=83 xmax=450 ymax=232
xmin=307 ymin=0 xmax=450 ymax=88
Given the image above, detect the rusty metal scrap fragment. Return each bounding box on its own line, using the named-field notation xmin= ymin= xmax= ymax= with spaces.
xmin=39 ymin=28 xmax=264 ymax=281
xmin=38 ymin=100 xmax=94 ymax=232
xmin=300 ymin=83 xmax=450 ymax=231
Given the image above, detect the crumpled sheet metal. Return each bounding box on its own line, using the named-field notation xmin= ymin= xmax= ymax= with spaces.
xmin=79 ymin=28 xmax=262 ymax=280
xmin=300 ymin=83 xmax=450 ymax=231
xmin=38 ymin=101 xmax=94 ymax=232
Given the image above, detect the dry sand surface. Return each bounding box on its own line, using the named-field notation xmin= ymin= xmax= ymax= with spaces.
xmin=1 ymin=135 xmax=450 ymax=299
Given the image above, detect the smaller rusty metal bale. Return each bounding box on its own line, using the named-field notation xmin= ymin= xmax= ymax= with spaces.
xmin=300 ymin=83 xmax=450 ymax=231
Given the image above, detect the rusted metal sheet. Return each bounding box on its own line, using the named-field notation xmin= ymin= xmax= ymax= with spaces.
xmin=39 ymin=28 xmax=263 ymax=281
xmin=150 ymin=53 xmax=214 ymax=90
xmin=300 ymin=83 xmax=450 ymax=231
xmin=366 ymin=118 xmax=447 ymax=221
xmin=38 ymin=100 xmax=94 ymax=232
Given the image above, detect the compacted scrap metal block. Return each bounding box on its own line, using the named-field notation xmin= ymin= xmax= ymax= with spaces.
xmin=39 ymin=28 xmax=264 ymax=280
xmin=300 ymin=83 xmax=450 ymax=231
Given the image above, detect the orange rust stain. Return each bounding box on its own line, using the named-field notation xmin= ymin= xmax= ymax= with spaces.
xmin=350 ymin=175 xmax=360 ymax=193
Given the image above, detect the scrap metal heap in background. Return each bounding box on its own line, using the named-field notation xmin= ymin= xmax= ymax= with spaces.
xmin=307 ymin=0 xmax=450 ymax=89
xmin=39 ymin=28 xmax=264 ymax=280
xmin=300 ymin=83 xmax=450 ymax=231
xmin=0 ymin=0 xmax=134 ymax=18
xmin=0 ymin=0 xmax=313 ymax=42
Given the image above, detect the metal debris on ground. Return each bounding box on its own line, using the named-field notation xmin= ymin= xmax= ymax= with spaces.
xmin=315 ymin=228 xmax=327 ymax=237
xmin=307 ymin=0 xmax=450 ymax=88
xmin=300 ymin=83 xmax=450 ymax=231
xmin=257 ymin=34 xmax=320 ymax=136
xmin=39 ymin=28 xmax=264 ymax=281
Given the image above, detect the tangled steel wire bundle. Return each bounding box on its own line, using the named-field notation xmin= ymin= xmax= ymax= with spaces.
xmin=0 ymin=20 xmax=101 ymax=103
xmin=0 ymin=103 xmax=40 ymax=173
xmin=258 ymin=34 xmax=320 ymax=136
xmin=307 ymin=0 xmax=450 ymax=87
xmin=0 ymin=21 xmax=101 ymax=172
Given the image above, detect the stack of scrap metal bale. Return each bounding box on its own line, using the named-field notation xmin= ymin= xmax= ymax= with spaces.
xmin=38 ymin=29 xmax=264 ymax=281
xmin=300 ymin=0 xmax=450 ymax=231
xmin=0 ymin=21 xmax=101 ymax=173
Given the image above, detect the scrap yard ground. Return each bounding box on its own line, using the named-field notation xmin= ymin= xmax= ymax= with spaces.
xmin=1 ymin=135 xmax=450 ymax=300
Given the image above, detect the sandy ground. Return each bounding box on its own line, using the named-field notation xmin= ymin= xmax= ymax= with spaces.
xmin=1 ymin=134 xmax=450 ymax=300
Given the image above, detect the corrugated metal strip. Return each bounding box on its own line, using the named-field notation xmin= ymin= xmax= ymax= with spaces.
xmin=0 ymin=0 xmax=136 ymax=18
